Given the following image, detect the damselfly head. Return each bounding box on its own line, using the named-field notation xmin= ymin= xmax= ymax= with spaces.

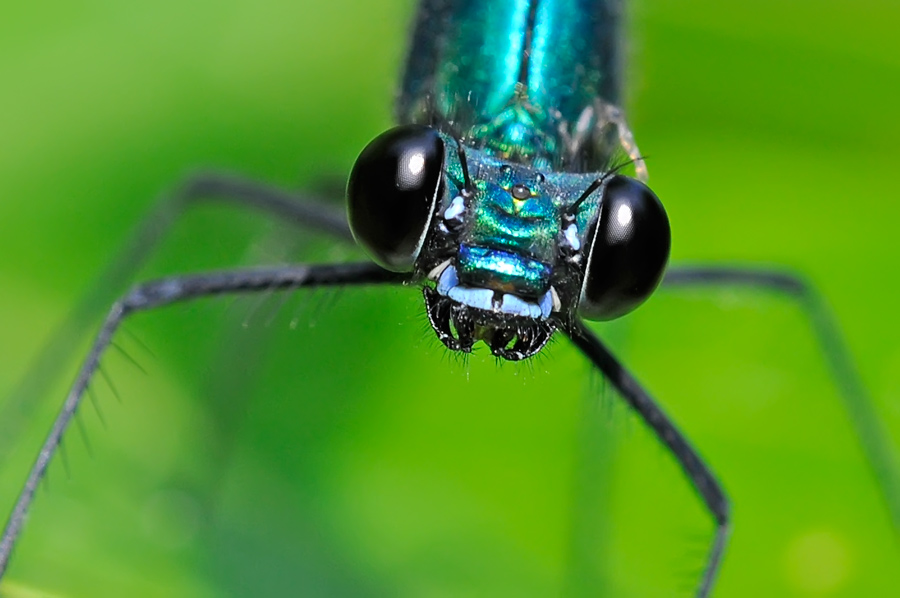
xmin=347 ymin=127 xmax=670 ymax=361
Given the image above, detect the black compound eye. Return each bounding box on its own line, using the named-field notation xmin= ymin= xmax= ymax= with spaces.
xmin=579 ymin=175 xmax=670 ymax=320
xmin=347 ymin=125 xmax=444 ymax=271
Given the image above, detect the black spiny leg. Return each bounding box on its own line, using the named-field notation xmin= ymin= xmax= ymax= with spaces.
xmin=0 ymin=172 xmax=352 ymax=462
xmin=0 ymin=262 xmax=408 ymax=579
xmin=566 ymin=321 xmax=729 ymax=598
xmin=664 ymin=265 xmax=900 ymax=534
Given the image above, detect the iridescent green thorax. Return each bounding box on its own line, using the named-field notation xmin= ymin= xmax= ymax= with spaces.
xmin=398 ymin=0 xmax=621 ymax=171
xmin=467 ymin=87 xmax=559 ymax=170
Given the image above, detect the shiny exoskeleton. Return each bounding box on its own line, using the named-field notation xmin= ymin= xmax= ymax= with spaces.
xmin=348 ymin=0 xmax=668 ymax=360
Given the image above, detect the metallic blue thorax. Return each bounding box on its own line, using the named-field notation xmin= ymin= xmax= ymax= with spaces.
xmin=398 ymin=0 xmax=620 ymax=171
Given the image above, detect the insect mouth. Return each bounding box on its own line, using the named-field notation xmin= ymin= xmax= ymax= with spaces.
xmin=422 ymin=287 xmax=555 ymax=362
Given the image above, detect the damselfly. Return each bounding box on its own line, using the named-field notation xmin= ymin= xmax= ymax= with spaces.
xmin=0 ymin=0 xmax=897 ymax=596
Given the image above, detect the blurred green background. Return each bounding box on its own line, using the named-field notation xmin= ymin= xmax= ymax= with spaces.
xmin=0 ymin=0 xmax=898 ymax=596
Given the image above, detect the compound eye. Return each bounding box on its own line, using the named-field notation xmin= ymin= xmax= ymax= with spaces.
xmin=579 ymin=175 xmax=670 ymax=320
xmin=347 ymin=125 xmax=444 ymax=271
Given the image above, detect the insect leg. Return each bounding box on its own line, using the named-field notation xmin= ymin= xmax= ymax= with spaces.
xmin=0 ymin=261 xmax=407 ymax=579
xmin=170 ymin=171 xmax=352 ymax=241
xmin=0 ymin=171 xmax=352 ymax=461
xmin=566 ymin=321 xmax=729 ymax=598
xmin=664 ymin=264 xmax=900 ymax=532
xmin=593 ymin=102 xmax=647 ymax=182
xmin=561 ymin=102 xmax=648 ymax=181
